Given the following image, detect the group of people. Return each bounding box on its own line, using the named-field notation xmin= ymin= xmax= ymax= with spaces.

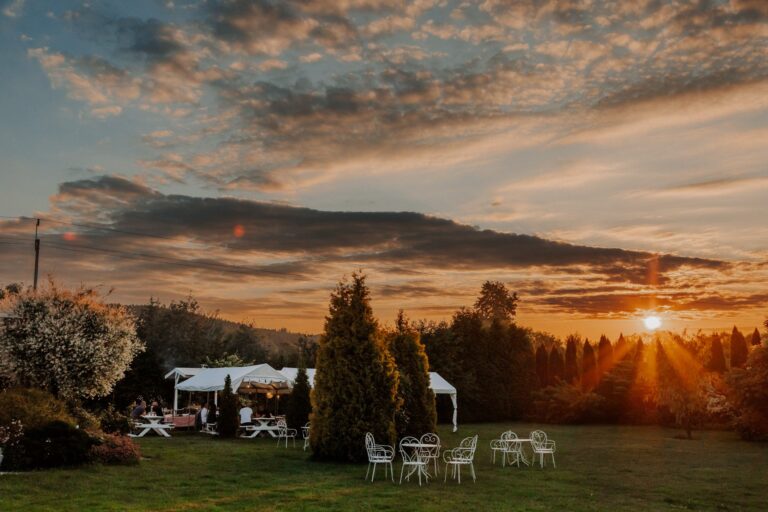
xmin=130 ymin=398 xmax=164 ymax=420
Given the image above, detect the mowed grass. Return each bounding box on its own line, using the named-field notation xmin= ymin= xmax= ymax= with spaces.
xmin=1 ymin=423 xmax=766 ymax=511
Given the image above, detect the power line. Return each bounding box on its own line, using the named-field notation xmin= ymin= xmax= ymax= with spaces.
xmin=24 ymin=216 xmax=184 ymax=242
xmin=43 ymin=241 xmax=303 ymax=279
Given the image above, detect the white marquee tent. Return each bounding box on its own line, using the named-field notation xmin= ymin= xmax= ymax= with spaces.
xmin=279 ymin=367 xmax=459 ymax=432
xmin=167 ymin=364 xmax=288 ymax=410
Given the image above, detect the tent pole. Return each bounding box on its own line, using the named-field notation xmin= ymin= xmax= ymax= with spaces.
xmin=173 ymin=374 xmax=179 ymax=413
xmin=451 ymin=393 xmax=458 ymax=432
xmin=214 ymin=390 xmax=218 ymax=406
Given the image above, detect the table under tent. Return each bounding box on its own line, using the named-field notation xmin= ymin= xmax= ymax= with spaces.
xmin=278 ymin=367 xmax=459 ymax=432
xmin=166 ymin=364 xmax=290 ymax=413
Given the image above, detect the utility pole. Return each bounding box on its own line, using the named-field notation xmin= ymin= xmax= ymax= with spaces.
xmin=33 ymin=218 xmax=40 ymax=291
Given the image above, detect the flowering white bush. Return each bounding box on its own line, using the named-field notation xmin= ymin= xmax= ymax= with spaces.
xmin=0 ymin=283 xmax=143 ymax=399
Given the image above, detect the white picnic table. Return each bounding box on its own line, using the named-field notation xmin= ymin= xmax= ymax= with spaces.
xmin=240 ymin=416 xmax=280 ymax=439
xmin=130 ymin=415 xmax=173 ymax=438
xmin=400 ymin=442 xmax=438 ymax=483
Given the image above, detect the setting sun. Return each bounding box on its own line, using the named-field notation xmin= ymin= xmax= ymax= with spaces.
xmin=643 ymin=316 xmax=662 ymax=331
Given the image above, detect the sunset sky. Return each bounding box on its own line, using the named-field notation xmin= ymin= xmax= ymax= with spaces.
xmin=1 ymin=0 xmax=767 ymax=339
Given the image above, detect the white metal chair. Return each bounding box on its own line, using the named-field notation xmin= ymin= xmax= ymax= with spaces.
xmin=275 ymin=419 xmax=297 ymax=448
xmin=443 ymin=435 xmax=478 ymax=484
xmin=530 ymin=430 xmax=556 ymax=468
xmin=302 ymin=423 xmax=310 ymax=451
xmin=420 ymin=432 xmax=441 ymax=476
xmin=399 ymin=436 xmax=429 ymax=486
xmin=490 ymin=430 xmax=513 ymax=465
xmin=365 ymin=432 xmax=395 ymax=483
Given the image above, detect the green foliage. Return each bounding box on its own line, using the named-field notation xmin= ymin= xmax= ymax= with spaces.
xmin=581 ymin=340 xmax=597 ymax=391
xmin=0 ymin=387 xmax=75 ymax=430
xmin=597 ymin=335 xmax=613 ymax=380
xmin=89 ymin=434 xmax=141 ymax=465
xmin=205 ymin=353 xmax=252 ymax=368
xmin=311 ymin=274 xmax=399 ymax=462
xmin=535 ymin=344 xmax=548 ymax=388
xmin=473 ymin=281 xmax=518 ymax=322
xmin=100 ymin=404 xmax=132 ymax=435
xmin=727 ymin=345 xmax=768 ymax=441
xmin=286 ymin=364 xmax=312 ymax=429
xmin=564 ymin=335 xmax=579 ymax=384
xmin=655 ymin=342 xmax=707 ymax=439
xmin=751 ymin=328 xmax=761 ymax=346
xmin=389 ymin=312 xmax=436 ymax=438
xmin=533 ymin=383 xmax=606 ymax=424
xmin=595 ymin=342 xmax=639 ymax=422
xmin=418 ymin=320 xmax=468 ymax=423
xmin=729 ymin=327 xmax=748 ymax=369
xmin=3 ymin=420 xmax=97 ymax=470
xmin=707 ymin=336 xmax=726 ymax=373
xmin=548 ymin=347 xmax=564 ymax=386
xmin=0 ymin=283 xmax=143 ymax=399
xmin=217 ymin=375 xmax=239 ymax=438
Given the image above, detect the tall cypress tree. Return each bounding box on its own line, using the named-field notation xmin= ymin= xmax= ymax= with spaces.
xmin=751 ymin=328 xmax=761 ymax=347
xmin=548 ymin=347 xmax=565 ymax=386
xmin=535 ymin=344 xmax=549 ymax=388
xmin=217 ymin=374 xmax=239 ymax=438
xmin=707 ymin=336 xmax=726 ymax=373
xmin=597 ymin=335 xmax=613 ymax=380
xmin=389 ymin=311 xmax=436 ymax=438
xmin=310 ymin=273 xmax=399 ymax=462
xmin=730 ymin=326 xmax=748 ymax=369
xmin=564 ymin=335 xmax=579 ymax=384
xmin=286 ymin=362 xmax=312 ymax=430
xmin=582 ymin=340 xmax=597 ymax=391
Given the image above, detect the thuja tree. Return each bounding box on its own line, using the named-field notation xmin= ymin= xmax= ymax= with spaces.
xmin=217 ymin=374 xmax=239 ymax=438
xmin=389 ymin=311 xmax=436 ymax=438
xmin=564 ymin=335 xmax=579 ymax=384
xmin=730 ymin=327 xmax=749 ymax=369
xmin=311 ymin=274 xmax=399 ymax=461
xmin=581 ymin=340 xmax=597 ymax=391
xmin=707 ymin=336 xmax=727 ymax=373
xmin=286 ymin=363 xmax=312 ymax=429
xmin=548 ymin=347 xmax=565 ymax=386
xmin=0 ymin=282 xmax=142 ymax=399
xmin=535 ymin=344 xmax=548 ymax=388
xmin=751 ymin=328 xmax=762 ymax=347
xmin=728 ymin=340 xmax=768 ymax=440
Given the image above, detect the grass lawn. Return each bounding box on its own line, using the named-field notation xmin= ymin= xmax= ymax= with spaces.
xmin=1 ymin=423 xmax=766 ymax=511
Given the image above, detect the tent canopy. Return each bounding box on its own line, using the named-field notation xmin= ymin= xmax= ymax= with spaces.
xmin=163 ymin=367 xmax=204 ymax=380
xmin=174 ymin=364 xmax=287 ymax=393
xmin=279 ymin=367 xmax=459 ymax=431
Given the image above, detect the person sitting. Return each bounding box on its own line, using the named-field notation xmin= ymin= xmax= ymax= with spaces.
xmin=239 ymin=403 xmax=254 ymax=426
xmin=150 ymin=400 xmax=164 ymax=417
xmin=198 ymin=402 xmax=209 ymax=430
xmin=130 ymin=398 xmax=146 ymax=420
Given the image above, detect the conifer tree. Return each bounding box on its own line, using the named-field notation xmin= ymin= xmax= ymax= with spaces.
xmin=310 ymin=273 xmax=399 ymax=461
xmin=535 ymin=344 xmax=549 ymax=388
xmin=707 ymin=336 xmax=727 ymax=373
xmin=750 ymin=328 xmax=761 ymax=347
xmin=217 ymin=374 xmax=239 ymax=438
xmin=582 ymin=340 xmax=597 ymax=390
xmin=548 ymin=347 xmax=565 ymax=386
xmin=564 ymin=335 xmax=579 ymax=384
xmin=286 ymin=362 xmax=312 ymax=430
xmin=730 ymin=326 xmax=748 ymax=369
xmin=389 ymin=311 xmax=436 ymax=438
xmin=597 ymin=335 xmax=614 ymax=379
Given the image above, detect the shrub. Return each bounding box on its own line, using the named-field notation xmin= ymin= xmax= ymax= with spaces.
xmin=727 ymin=345 xmax=768 ymax=441
xmin=216 ymin=374 xmax=239 ymax=438
xmin=532 ymin=383 xmax=606 ymax=424
xmin=100 ymin=405 xmax=132 ymax=435
xmin=90 ymin=434 xmax=141 ymax=465
xmin=286 ymin=365 xmax=312 ymax=430
xmin=0 ymin=282 xmax=143 ymax=399
xmin=0 ymin=388 xmax=75 ymax=430
xmin=3 ymin=420 xmax=97 ymax=470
